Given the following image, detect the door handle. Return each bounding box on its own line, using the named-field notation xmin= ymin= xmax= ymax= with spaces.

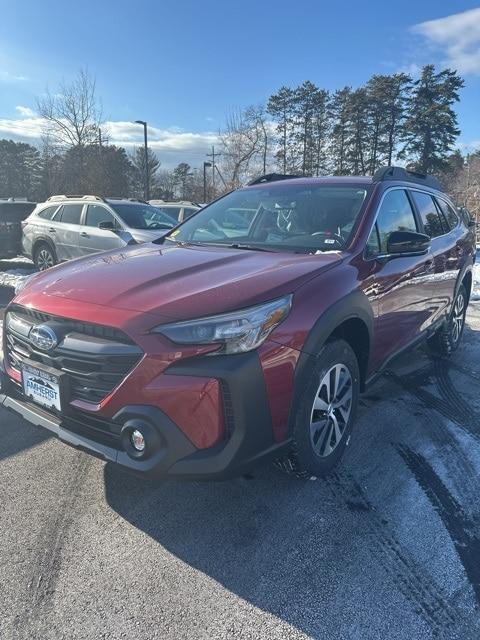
xmin=80 ymin=232 xmax=89 ymax=238
xmin=48 ymin=227 xmax=56 ymax=233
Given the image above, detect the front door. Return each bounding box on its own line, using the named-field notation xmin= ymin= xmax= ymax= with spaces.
xmin=363 ymin=188 xmax=436 ymax=372
xmin=78 ymin=205 xmax=125 ymax=256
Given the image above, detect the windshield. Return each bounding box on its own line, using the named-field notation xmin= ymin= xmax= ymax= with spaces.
xmin=110 ymin=203 xmax=176 ymax=230
xmin=165 ymin=184 xmax=369 ymax=253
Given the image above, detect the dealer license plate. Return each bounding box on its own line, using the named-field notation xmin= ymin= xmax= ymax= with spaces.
xmin=22 ymin=363 xmax=61 ymax=411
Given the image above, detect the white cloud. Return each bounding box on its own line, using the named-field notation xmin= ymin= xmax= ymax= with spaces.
xmin=456 ymin=139 xmax=480 ymax=154
xmin=0 ymin=115 xmax=45 ymax=140
xmin=0 ymin=115 xmax=219 ymax=167
xmin=413 ymin=8 xmax=480 ymax=75
xmin=0 ymin=70 xmax=28 ymax=82
xmin=15 ymin=105 xmax=36 ymax=117
xmin=103 ymin=121 xmax=218 ymax=165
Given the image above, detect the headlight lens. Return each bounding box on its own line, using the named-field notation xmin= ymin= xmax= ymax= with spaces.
xmin=153 ymin=295 xmax=292 ymax=355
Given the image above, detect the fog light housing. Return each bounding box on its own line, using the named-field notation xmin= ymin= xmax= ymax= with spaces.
xmin=131 ymin=429 xmax=145 ymax=452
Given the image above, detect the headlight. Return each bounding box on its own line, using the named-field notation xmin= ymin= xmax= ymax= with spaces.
xmin=153 ymin=295 xmax=292 ymax=355
xmin=14 ymin=274 xmax=35 ymax=296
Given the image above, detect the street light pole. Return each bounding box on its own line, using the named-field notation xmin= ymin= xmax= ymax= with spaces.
xmin=135 ymin=120 xmax=149 ymax=200
xmin=203 ymin=162 xmax=212 ymax=203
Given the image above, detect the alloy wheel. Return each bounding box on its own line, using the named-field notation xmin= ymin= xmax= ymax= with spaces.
xmin=309 ymin=363 xmax=353 ymax=457
xmin=451 ymin=292 xmax=465 ymax=345
xmin=37 ymin=248 xmax=54 ymax=270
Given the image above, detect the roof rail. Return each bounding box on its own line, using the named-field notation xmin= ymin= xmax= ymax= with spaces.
xmin=372 ymin=166 xmax=442 ymax=191
xmin=46 ymin=194 xmax=106 ymax=202
xmin=247 ymin=173 xmax=302 ymax=186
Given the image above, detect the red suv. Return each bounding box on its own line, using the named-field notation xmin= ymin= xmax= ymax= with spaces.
xmin=0 ymin=167 xmax=476 ymax=479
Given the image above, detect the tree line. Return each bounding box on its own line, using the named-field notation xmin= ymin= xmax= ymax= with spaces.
xmin=222 ymin=65 xmax=464 ymax=186
xmin=0 ymin=65 xmax=478 ymax=220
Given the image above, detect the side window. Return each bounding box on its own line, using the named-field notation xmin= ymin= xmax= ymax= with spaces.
xmin=184 ymin=207 xmax=198 ymax=218
xmin=411 ymin=191 xmax=444 ymax=238
xmin=85 ymin=205 xmax=116 ymax=228
xmin=57 ymin=204 xmax=83 ymax=225
xmin=36 ymin=205 xmax=59 ymax=220
xmin=435 ymin=198 xmax=459 ymax=231
xmin=374 ymin=189 xmax=417 ymax=254
xmin=365 ymin=224 xmax=381 ymax=257
xmin=159 ymin=206 xmax=181 ymax=220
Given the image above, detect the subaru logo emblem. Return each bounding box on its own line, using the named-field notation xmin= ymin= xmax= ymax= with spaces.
xmin=29 ymin=325 xmax=58 ymax=351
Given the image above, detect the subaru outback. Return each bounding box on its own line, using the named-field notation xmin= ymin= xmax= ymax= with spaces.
xmin=0 ymin=167 xmax=476 ymax=479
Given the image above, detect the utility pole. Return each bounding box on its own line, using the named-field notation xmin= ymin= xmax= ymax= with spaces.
xmin=206 ymin=145 xmax=222 ymax=197
xmin=203 ymin=162 xmax=212 ymax=202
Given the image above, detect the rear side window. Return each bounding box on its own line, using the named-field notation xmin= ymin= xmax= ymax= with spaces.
xmin=36 ymin=206 xmax=59 ymax=220
xmin=184 ymin=207 xmax=198 ymax=218
xmin=369 ymin=189 xmax=417 ymax=255
xmin=158 ymin=206 xmax=181 ymax=220
xmin=435 ymin=198 xmax=459 ymax=231
xmin=85 ymin=205 xmax=116 ymax=228
xmin=411 ymin=191 xmax=444 ymax=238
xmin=57 ymin=204 xmax=83 ymax=225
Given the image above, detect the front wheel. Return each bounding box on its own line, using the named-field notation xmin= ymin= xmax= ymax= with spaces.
xmin=286 ymin=339 xmax=360 ymax=478
xmin=428 ymin=284 xmax=467 ymax=357
xmin=34 ymin=243 xmax=57 ymax=271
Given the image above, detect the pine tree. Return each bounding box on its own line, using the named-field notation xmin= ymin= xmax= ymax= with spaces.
xmin=400 ymin=65 xmax=464 ymax=173
xmin=267 ymin=86 xmax=296 ymax=173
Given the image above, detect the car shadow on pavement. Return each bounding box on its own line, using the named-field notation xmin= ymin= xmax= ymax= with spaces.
xmin=103 ymin=318 xmax=480 ymax=637
xmin=0 ymin=412 xmax=51 ymax=462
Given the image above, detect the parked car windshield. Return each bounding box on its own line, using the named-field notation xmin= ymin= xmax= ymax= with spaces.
xmin=110 ymin=203 xmax=176 ymax=230
xmin=165 ymin=184 xmax=369 ymax=252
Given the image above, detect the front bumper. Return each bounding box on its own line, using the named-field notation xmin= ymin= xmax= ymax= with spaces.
xmin=0 ymin=351 xmax=291 ymax=479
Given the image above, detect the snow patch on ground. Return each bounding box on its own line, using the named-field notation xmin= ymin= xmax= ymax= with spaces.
xmin=0 ymin=269 xmax=34 ymax=289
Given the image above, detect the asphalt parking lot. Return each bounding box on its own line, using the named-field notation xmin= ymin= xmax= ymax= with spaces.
xmin=1 ymin=265 xmax=480 ymax=639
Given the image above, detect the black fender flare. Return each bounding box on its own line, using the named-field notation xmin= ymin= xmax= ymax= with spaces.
xmin=32 ymin=235 xmax=57 ymax=260
xmin=455 ymin=255 xmax=474 ymax=303
xmin=288 ymin=289 xmax=374 ymax=433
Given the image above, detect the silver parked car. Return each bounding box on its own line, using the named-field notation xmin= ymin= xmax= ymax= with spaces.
xmin=22 ymin=195 xmax=177 ymax=270
xmin=149 ymin=200 xmax=200 ymax=223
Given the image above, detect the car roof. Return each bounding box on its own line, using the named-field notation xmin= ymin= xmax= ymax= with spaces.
xmin=244 ymin=176 xmax=373 ymax=189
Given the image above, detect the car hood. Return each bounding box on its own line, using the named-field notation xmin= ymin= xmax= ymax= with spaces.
xmin=17 ymin=242 xmax=343 ymax=321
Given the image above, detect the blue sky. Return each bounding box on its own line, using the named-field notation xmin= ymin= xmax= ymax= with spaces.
xmin=0 ymin=0 xmax=479 ymax=167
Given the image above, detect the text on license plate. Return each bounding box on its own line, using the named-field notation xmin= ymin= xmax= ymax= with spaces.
xmin=22 ymin=365 xmax=61 ymax=411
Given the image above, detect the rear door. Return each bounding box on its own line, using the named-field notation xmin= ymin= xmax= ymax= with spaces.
xmin=365 ymin=188 xmax=436 ymax=371
xmin=77 ymin=205 xmax=125 ymax=256
xmin=52 ymin=204 xmax=84 ymax=260
xmin=409 ymin=190 xmax=457 ymax=323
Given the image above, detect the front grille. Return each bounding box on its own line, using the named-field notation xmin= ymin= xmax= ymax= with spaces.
xmin=5 ymin=305 xmax=143 ymax=404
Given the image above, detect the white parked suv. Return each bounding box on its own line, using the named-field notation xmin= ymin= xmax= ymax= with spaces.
xmin=22 ymin=195 xmax=176 ymax=270
xmin=149 ymin=200 xmax=200 ymax=223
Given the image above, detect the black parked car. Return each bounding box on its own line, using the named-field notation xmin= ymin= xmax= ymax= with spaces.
xmin=0 ymin=200 xmax=36 ymax=259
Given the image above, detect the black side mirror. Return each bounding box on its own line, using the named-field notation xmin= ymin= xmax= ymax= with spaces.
xmin=98 ymin=220 xmax=115 ymax=231
xmin=387 ymin=230 xmax=430 ymax=257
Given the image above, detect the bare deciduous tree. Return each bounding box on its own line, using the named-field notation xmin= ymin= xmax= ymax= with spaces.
xmin=220 ymin=106 xmax=271 ymax=188
xmin=37 ymin=69 xmax=101 ymax=149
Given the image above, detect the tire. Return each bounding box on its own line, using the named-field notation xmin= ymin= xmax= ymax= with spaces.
xmin=286 ymin=339 xmax=360 ymax=478
xmin=428 ymin=283 xmax=467 ymax=357
xmin=34 ymin=243 xmax=57 ymax=271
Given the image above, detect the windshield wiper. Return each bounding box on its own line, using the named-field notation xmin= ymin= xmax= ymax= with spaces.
xmin=227 ymin=243 xmax=276 ymax=252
